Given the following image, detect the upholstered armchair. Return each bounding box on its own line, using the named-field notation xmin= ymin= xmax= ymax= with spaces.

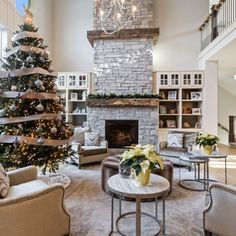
xmin=203 ymin=183 xmax=236 ymax=236
xmin=0 ymin=166 xmax=70 ymax=236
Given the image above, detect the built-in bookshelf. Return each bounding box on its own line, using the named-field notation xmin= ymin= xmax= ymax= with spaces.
xmin=57 ymin=72 xmax=91 ymax=126
xmin=156 ymin=71 xmax=204 ymax=131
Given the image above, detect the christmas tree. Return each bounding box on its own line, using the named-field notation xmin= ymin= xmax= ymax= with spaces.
xmin=0 ymin=7 xmax=73 ymax=173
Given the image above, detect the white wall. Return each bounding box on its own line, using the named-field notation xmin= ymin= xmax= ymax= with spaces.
xmin=218 ymin=86 xmax=236 ymax=144
xmin=32 ymin=0 xmax=53 ymax=54
xmin=52 ymin=0 xmax=94 ymax=72
xmin=153 ymin=0 xmax=209 ymax=71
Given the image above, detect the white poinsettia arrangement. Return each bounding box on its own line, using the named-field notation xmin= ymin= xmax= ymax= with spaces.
xmin=120 ymin=144 xmax=164 ymax=176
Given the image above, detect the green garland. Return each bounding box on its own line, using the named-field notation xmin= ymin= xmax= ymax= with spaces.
xmin=87 ymin=93 xmax=161 ymax=99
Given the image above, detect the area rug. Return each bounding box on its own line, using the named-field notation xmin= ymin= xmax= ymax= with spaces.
xmin=59 ymin=164 xmax=206 ymax=236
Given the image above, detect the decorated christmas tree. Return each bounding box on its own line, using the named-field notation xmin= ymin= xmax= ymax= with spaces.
xmin=0 ymin=7 xmax=73 ymax=173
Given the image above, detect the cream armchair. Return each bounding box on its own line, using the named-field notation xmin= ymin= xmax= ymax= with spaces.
xmin=0 ymin=166 xmax=70 ymax=236
xmin=203 ymin=183 xmax=236 ymax=236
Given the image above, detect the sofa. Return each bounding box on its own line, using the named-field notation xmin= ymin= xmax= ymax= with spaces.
xmin=0 ymin=166 xmax=70 ymax=236
xmin=203 ymin=183 xmax=236 ymax=236
xmin=71 ymin=126 xmax=109 ymax=168
xmin=159 ymin=131 xmax=198 ymax=168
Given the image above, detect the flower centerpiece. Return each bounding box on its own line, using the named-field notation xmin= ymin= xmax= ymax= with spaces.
xmin=120 ymin=144 xmax=164 ymax=186
xmin=195 ymin=133 xmax=220 ymax=155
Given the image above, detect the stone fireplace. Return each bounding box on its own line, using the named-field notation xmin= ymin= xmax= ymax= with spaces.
xmin=87 ymin=0 xmax=159 ymax=146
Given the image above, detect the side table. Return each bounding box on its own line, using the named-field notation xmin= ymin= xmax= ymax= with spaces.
xmin=108 ymin=174 xmax=170 ymax=236
xmin=179 ymin=154 xmax=209 ymax=191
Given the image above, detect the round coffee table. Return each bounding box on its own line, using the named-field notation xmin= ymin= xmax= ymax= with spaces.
xmin=108 ymin=174 xmax=170 ymax=236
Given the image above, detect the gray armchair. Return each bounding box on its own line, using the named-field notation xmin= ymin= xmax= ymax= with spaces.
xmin=203 ymin=183 xmax=236 ymax=236
xmin=0 ymin=166 xmax=70 ymax=236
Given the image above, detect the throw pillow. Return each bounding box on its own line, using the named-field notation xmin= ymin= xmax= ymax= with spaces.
xmin=167 ymin=133 xmax=183 ymax=148
xmin=184 ymin=133 xmax=197 ymax=148
xmin=0 ymin=163 xmax=10 ymax=198
xmin=84 ymin=131 xmax=100 ymax=146
xmin=73 ymin=126 xmax=90 ymax=145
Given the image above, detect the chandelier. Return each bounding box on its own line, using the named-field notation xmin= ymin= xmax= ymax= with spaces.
xmin=95 ymin=0 xmax=139 ymax=34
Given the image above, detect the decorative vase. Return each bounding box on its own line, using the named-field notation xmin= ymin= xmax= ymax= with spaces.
xmin=203 ymin=145 xmax=214 ymax=155
xmin=133 ymin=169 xmax=151 ymax=186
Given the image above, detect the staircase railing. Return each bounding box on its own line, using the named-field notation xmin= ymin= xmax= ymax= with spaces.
xmin=218 ymin=123 xmax=229 ymax=133
xmin=199 ymin=0 xmax=236 ymax=50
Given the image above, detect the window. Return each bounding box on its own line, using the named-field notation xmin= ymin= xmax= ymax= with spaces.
xmin=16 ymin=0 xmax=29 ymax=15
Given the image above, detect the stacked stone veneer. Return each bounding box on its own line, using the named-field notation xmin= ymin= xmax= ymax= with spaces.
xmin=87 ymin=107 xmax=158 ymax=145
xmin=94 ymin=0 xmax=154 ymax=30
xmin=88 ymin=0 xmax=158 ymax=146
xmin=93 ymin=38 xmax=153 ymax=94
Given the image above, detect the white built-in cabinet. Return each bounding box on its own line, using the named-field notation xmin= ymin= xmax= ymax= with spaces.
xmin=156 ymin=71 xmax=204 ymax=131
xmin=56 ymin=72 xmax=91 ymax=126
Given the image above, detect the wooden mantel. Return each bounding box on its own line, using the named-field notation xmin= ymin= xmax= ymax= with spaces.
xmin=87 ymin=28 xmax=159 ymax=47
xmin=86 ymin=98 xmax=159 ymax=107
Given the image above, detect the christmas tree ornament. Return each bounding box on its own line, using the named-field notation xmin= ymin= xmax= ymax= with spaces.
xmin=44 ymin=50 xmax=50 ymax=58
xmin=10 ymin=104 xmax=17 ymax=111
xmin=35 ymin=79 xmax=43 ymax=87
xmin=11 ymin=85 xmax=17 ymax=91
xmin=39 ymin=57 xmax=45 ymax=63
xmin=26 ymin=56 xmax=33 ymax=63
xmin=51 ymin=127 xmax=57 ymax=134
xmin=36 ymin=127 xmax=43 ymax=133
xmin=40 ymin=86 xmax=45 ymax=91
xmin=36 ymin=103 xmax=44 ymax=111
xmin=48 ymin=66 xmax=54 ymax=72
xmin=55 ymin=97 xmax=60 ymax=102
xmin=26 ymin=88 xmax=33 ymax=93
xmin=37 ymin=137 xmax=45 ymax=145
xmin=52 ymin=85 xmax=58 ymax=92
xmin=0 ymin=108 xmax=6 ymax=117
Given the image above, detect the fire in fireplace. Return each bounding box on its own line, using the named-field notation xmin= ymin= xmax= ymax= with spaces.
xmin=105 ymin=120 xmax=138 ymax=148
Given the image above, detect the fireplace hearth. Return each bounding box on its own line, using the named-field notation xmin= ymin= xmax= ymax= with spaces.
xmin=105 ymin=120 xmax=138 ymax=148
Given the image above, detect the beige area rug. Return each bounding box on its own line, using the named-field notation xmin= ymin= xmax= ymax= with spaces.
xmin=59 ymin=164 xmax=207 ymax=236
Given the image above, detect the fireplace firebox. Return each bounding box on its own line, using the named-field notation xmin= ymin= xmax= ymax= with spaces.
xmin=105 ymin=120 xmax=138 ymax=148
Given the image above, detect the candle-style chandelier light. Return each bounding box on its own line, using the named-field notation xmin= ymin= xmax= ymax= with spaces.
xmin=95 ymin=0 xmax=139 ymax=34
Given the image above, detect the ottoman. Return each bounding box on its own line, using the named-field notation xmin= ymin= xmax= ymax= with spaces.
xmin=101 ymin=155 xmax=173 ymax=201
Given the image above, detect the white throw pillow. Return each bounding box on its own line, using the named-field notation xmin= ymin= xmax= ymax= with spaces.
xmin=73 ymin=126 xmax=90 ymax=145
xmin=84 ymin=131 xmax=100 ymax=146
xmin=167 ymin=133 xmax=184 ymax=148
xmin=0 ymin=163 xmax=10 ymax=198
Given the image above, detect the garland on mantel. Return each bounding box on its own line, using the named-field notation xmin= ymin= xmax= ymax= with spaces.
xmin=87 ymin=93 xmax=161 ymax=99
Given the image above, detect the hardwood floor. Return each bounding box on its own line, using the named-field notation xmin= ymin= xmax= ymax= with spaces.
xmin=209 ymin=144 xmax=236 ymax=184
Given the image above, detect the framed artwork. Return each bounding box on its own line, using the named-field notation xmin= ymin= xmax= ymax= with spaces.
xmin=166 ymin=120 xmax=176 ymax=128
xmin=168 ymin=91 xmax=177 ymax=100
xmin=191 ymin=91 xmax=202 ymax=100
xmin=70 ymin=93 xmax=78 ymax=101
xmin=160 ymin=105 xmax=167 ymax=114
xmin=192 ymin=108 xmax=201 ymax=115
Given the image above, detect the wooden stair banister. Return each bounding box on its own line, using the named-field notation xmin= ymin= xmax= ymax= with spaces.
xmin=229 ymin=116 xmax=235 ymax=142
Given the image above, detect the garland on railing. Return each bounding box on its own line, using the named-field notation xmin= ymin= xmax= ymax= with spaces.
xmin=87 ymin=93 xmax=161 ymax=99
xmin=199 ymin=0 xmax=226 ymax=31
